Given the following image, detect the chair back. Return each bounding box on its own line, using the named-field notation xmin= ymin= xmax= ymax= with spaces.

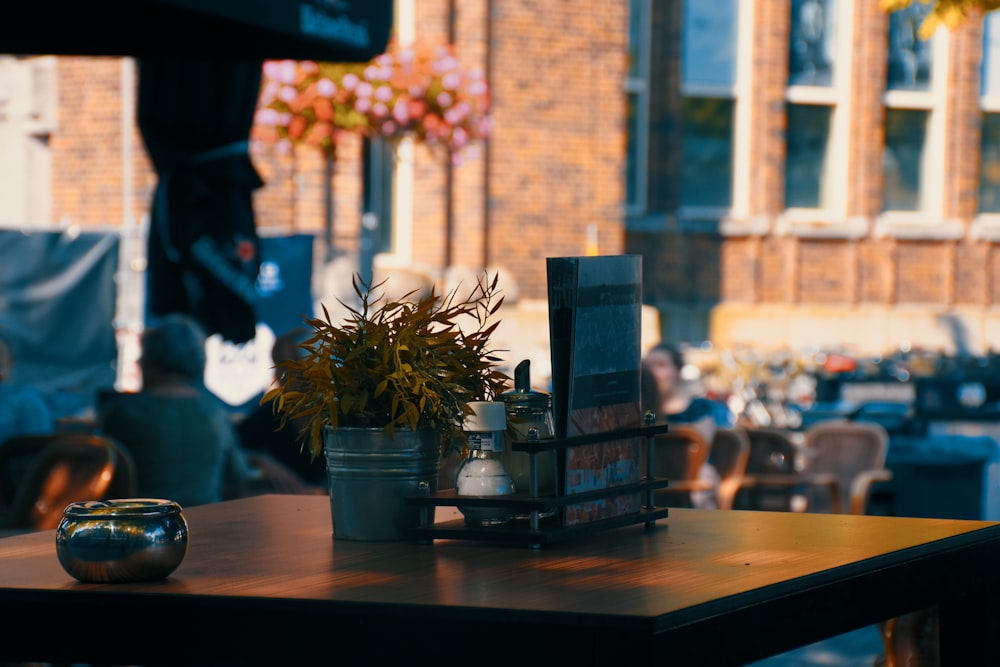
xmin=0 ymin=434 xmax=137 ymax=531
xmin=745 ymin=427 xmax=800 ymax=474
xmin=646 ymin=425 xmax=711 ymax=481
xmin=641 ymin=425 xmax=712 ymax=508
xmin=711 ymin=427 xmax=751 ymax=510
xmin=802 ymin=420 xmax=889 ymax=514
xmin=710 ymin=427 xmax=751 ymax=481
xmin=734 ymin=427 xmax=803 ymax=511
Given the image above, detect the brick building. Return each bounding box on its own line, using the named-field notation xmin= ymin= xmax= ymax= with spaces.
xmin=627 ymin=0 xmax=1000 ymax=355
xmin=2 ymin=0 xmax=999 ymax=362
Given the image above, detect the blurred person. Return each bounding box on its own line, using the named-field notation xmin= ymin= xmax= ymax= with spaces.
xmin=642 ymin=342 xmax=735 ymax=509
xmin=0 ymin=332 xmax=55 ymax=444
xmin=236 ymin=327 xmax=327 ymax=488
xmin=98 ymin=314 xmax=274 ymax=506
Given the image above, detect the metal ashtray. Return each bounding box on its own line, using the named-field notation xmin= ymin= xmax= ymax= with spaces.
xmin=56 ymin=498 xmax=189 ymax=583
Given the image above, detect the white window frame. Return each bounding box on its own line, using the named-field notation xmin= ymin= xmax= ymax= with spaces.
xmin=778 ymin=0 xmax=858 ymax=237
xmin=374 ymin=0 xmax=413 ymax=267
xmin=876 ymin=23 xmax=962 ymax=239
xmin=973 ymin=11 xmax=1000 ymax=240
xmin=680 ymin=0 xmax=751 ymax=228
xmin=625 ymin=0 xmax=651 ymax=218
xmin=0 ymin=55 xmax=55 ymax=227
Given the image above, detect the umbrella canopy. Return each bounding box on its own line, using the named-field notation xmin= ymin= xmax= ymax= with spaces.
xmin=6 ymin=0 xmax=393 ymax=344
xmin=4 ymin=0 xmax=392 ymax=61
xmin=138 ymin=57 xmax=265 ymax=345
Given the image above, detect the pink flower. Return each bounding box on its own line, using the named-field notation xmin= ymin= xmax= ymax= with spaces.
xmin=317 ymin=78 xmax=336 ymax=97
xmin=372 ymin=102 xmax=388 ymax=118
xmin=355 ymin=98 xmax=371 ymax=113
xmin=258 ymin=80 xmax=280 ymax=105
xmin=397 ymin=48 xmax=415 ymax=65
xmin=467 ymin=79 xmax=487 ymax=97
xmin=364 ymin=64 xmax=385 ymax=81
xmin=356 ymin=81 xmax=373 ymax=98
xmin=300 ymin=61 xmax=319 ymax=74
xmin=374 ymin=85 xmax=393 ymax=102
xmin=392 ymin=102 xmax=410 ymax=123
xmin=278 ymin=86 xmax=299 ymax=103
xmin=436 ymin=91 xmax=453 ymax=108
xmin=341 ymin=73 xmax=360 ymax=91
xmin=265 ymin=60 xmax=297 ymax=84
xmin=254 ymin=108 xmax=281 ymax=125
xmin=433 ymin=55 xmax=458 ymax=74
xmin=381 ymin=120 xmax=398 ymax=136
xmin=442 ymin=72 xmax=461 ymax=91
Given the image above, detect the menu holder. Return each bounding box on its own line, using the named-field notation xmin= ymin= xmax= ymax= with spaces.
xmin=547 ymin=255 xmax=644 ymax=527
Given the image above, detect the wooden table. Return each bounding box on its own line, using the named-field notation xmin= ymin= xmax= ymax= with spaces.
xmin=1 ymin=495 xmax=999 ymax=666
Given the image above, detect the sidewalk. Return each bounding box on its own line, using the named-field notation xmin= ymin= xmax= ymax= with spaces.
xmin=746 ymin=624 xmax=884 ymax=667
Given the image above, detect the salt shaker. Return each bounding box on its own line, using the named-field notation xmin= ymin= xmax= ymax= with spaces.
xmin=455 ymin=400 xmax=515 ymax=526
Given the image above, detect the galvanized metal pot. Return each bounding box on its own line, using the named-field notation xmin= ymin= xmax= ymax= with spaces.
xmin=323 ymin=427 xmax=441 ymax=541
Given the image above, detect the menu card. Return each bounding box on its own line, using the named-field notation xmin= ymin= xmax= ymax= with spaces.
xmin=547 ymin=255 xmax=644 ymax=526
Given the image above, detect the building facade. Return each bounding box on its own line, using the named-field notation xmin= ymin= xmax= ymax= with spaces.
xmin=2 ymin=0 xmax=999 ymax=361
xmin=627 ymin=0 xmax=1000 ymax=355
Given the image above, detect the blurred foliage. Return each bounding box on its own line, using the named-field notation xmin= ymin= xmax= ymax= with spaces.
xmin=882 ymin=0 xmax=1000 ymax=38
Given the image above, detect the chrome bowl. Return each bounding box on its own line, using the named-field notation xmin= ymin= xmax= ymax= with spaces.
xmin=56 ymin=498 xmax=189 ymax=583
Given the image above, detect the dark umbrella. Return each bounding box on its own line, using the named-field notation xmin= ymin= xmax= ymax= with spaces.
xmin=7 ymin=2 xmax=393 ymax=344
xmin=138 ymin=57 xmax=265 ymax=344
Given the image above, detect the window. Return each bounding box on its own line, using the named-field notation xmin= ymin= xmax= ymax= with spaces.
xmin=879 ymin=1 xmax=948 ymax=227
xmin=978 ymin=12 xmax=1000 ymax=217
xmin=782 ymin=0 xmax=850 ymax=225
xmin=624 ymin=0 xmax=650 ymax=213
xmin=681 ymin=97 xmax=734 ymax=207
xmin=680 ymin=0 xmax=741 ymax=215
xmin=883 ymin=108 xmax=929 ymax=211
xmin=789 ymin=0 xmax=837 ymax=87
xmin=784 ymin=103 xmax=834 ymax=208
xmin=887 ymin=5 xmax=933 ymax=92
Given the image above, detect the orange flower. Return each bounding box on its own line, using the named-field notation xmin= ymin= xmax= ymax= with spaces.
xmin=287 ymin=115 xmax=307 ymax=140
xmin=314 ymin=98 xmax=334 ymax=122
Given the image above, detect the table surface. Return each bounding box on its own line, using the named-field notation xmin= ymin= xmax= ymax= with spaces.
xmin=2 ymin=494 xmax=999 ymax=665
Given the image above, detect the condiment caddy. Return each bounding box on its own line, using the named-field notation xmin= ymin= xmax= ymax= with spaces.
xmin=407 ymin=422 xmax=672 ymax=548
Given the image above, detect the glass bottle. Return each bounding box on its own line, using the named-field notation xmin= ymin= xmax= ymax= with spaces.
xmin=501 ymin=360 xmax=558 ymax=517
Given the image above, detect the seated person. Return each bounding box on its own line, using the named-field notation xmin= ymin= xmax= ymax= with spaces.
xmin=0 ymin=332 xmax=54 ymax=444
xmin=642 ymin=342 xmax=735 ymax=509
xmin=237 ymin=327 xmax=327 ymax=487
xmin=97 ymin=314 xmax=260 ymax=506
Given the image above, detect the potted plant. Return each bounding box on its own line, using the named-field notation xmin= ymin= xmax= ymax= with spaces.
xmin=263 ymin=273 xmax=510 ymax=540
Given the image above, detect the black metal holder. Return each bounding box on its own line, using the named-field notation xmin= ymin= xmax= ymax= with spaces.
xmin=407 ymin=423 xmax=671 ymax=548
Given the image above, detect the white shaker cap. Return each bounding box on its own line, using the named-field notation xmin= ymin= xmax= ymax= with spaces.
xmin=463 ymin=401 xmax=507 ymax=431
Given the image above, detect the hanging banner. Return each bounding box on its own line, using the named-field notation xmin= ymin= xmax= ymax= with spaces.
xmin=203 ymin=233 xmax=316 ymax=409
xmin=0 ymin=228 xmax=119 ymax=418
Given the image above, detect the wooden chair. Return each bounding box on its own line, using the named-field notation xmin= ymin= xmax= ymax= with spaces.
xmin=732 ymin=427 xmax=804 ymax=511
xmin=710 ymin=427 xmax=751 ymax=510
xmin=0 ymin=433 xmax=137 ymax=531
xmin=642 ymin=425 xmax=713 ymax=508
xmin=800 ymin=420 xmax=893 ymax=515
